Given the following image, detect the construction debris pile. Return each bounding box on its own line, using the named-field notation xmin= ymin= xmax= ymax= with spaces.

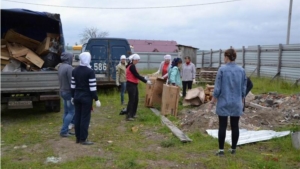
xmin=179 ymin=92 xmax=300 ymax=133
xmin=1 ymin=29 xmax=61 ymax=72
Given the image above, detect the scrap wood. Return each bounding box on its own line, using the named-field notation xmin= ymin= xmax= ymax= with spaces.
xmin=150 ymin=108 xmax=192 ymax=142
xmin=248 ymin=102 xmax=272 ymax=110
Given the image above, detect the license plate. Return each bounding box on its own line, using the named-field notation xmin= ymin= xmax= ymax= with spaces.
xmin=8 ymin=101 xmax=33 ymax=109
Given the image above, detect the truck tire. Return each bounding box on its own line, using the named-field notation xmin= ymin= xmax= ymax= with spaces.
xmin=45 ymin=100 xmax=61 ymax=112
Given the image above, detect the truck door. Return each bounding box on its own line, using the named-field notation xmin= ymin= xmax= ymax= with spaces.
xmin=109 ymin=40 xmax=130 ymax=80
xmin=89 ymin=40 xmax=109 ymax=79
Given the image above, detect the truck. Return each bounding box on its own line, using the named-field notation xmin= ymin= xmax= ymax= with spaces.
xmin=79 ymin=38 xmax=132 ymax=85
xmin=1 ymin=9 xmax=65 ymax=112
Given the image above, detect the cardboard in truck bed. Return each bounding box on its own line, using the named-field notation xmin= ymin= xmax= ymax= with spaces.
xmin=7 ymin=43 xmax=44 ymax=68
xmin=1 ymin=47 xmax=10 ymax=60
xmin=151 ymin=78 xmax=166 ymax=107
xmin=4 ymin=29 xmax=41 ymax=50
xmin=36 ymin=36 xmax=58 ymax=55
xmin=161 ymin=84 xmax=180 ymax=116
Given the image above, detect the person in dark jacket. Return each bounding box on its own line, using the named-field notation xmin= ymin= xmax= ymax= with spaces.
xmin=126 ymin=54 xmax=152 ymax=121
xmin=58 ymin=52 xmax=75 ymax=137
xmin=71 ymin=52 xmax=101 ymax=145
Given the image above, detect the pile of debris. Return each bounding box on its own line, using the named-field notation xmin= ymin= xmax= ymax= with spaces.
xmin=1 ymin=30 xmax=61 ymax=72
xmin=179 ymin=92 xmax=300 ymax=133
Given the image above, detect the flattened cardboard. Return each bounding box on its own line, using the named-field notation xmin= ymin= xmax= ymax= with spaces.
xmin=25 ymin=51 xmax=44 ymax=68
xmin=161 ymin=84 xmax=180 ymax=116
xmin=4 ymin=29 xmax=41 ymax=50
xmin=144 ymin=77 xmax=157 ymax=107
xmin=151 ymin=78 xmax=166 ymax=106
xmin=36 ymin=37 xmax=51 ymax=55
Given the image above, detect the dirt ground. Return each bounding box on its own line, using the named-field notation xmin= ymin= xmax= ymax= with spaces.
xmin=179 ymin=93 xmax=300 ymax=133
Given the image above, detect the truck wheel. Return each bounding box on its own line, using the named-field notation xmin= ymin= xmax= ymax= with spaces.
xmin=45 ymin=100 xmax=61 ymax=112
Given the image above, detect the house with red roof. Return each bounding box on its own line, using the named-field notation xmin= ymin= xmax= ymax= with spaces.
xmin=128 ymin=39 xmax=178 ymax=53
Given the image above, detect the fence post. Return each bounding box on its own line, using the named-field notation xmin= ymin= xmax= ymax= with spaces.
xmin=219 ymin=49 xmax=222 ymax=67
xmin=210 ymin=49 xmax=212 ymax=67
xmin=242 ymin=46 xmax=245 ymax=68
xmin=147 ymin=54 xmax=150 ymax=69
xmin=201 ymin=51 xmax=204 ymax=68
xmin=257 ymin=45 xmax=261 ymax=77
xmin=277 ymin=44 xmax=283 ymax=74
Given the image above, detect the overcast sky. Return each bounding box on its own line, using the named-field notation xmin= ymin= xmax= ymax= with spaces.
xmin=1 ymin=0 xmax=300 ymax=50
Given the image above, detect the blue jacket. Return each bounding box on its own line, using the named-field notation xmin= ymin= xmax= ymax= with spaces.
xmin=213 ymin=62 xmax=247 ymax=117
xmin=168 ymin=66 xmax=182 ymax=87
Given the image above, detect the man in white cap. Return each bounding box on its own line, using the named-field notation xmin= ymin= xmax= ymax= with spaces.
xmin=153 ymin=54 xmax=172 ymax=79
xmin=71 ymin=52 xmax=101 ymax=145
xmin=116 ymin=55 xmax=127 ymax=105
xmin=126 ymin=54 xmax=152 ymax=121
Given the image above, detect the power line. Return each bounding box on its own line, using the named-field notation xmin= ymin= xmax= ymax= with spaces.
xmin=2 ymin=0 xmax=244 ymax=10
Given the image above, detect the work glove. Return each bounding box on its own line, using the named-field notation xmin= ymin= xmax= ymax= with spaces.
xmin=193 ymin=79 xmax=196 ymax=84
xmin=144 ymin=76 xmax=149 ymax=81
xmin=95 ymin=100 xmax=101 ymax=108
xmin=71 ymin=98 xmax=74 ymax=105
xmin=146 ymin=80 xmax=152 ymax=85
xmin=116 ymin=82 xmax=120 ymax=86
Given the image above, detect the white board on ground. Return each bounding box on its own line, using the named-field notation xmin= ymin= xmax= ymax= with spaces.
xmin=206 ymin=129 xmax=290 ymax=146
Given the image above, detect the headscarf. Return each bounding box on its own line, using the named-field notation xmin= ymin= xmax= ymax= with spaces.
xmin=126 ymin=54 xmax=140 ymax=68
xmin=171 ymin=58 xmax=182 ymax=68
xmin=120 ymin=55 xmax=126 ymax=60
xmin=164 ymin=54 xmax=171 ymax=60
xmin=79 ymin=52 xmax=91 ymax=67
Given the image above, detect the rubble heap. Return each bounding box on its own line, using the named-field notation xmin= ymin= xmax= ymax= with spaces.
xmin=179 ymin=92 xmax=300 ymax=133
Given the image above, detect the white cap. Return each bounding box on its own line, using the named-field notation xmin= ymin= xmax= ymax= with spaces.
xmin=131 ymin=54 xmax=140 ymax=60
xmin=120 ymin=55 xmax=126 ymax=60
xmin=164 ymin=54 xmax=171 ymax=60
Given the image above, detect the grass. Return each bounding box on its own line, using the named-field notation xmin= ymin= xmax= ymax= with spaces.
xmin=1 ymin=71 xmax=300 ymax=169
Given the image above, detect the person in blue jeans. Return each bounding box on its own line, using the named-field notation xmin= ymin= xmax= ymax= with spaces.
xmin=58 ymin=52 xmax=75 ymax=137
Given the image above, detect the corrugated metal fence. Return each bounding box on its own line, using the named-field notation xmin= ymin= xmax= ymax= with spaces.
xmin=137 ymin=44 xmax=300 ymax=82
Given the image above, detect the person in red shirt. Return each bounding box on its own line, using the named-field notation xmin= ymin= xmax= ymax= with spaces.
xmin=153 ymin=54 xmax=172 ymax=79
xmin=126 ymin=54 xmax=152 ymax=121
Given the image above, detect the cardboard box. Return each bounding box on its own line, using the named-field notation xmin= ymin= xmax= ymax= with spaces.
xmin=7 ymin=43 xmax=44 ymax=68
xmin=144 ymin=77 xmax=157 ymax=107
xmin=150 ymin=78 xmax=166 ymax=107
xmin=36 ymin=37 xmax=52 ymax=55
xmin=25 ymin=51 xmax=44 ymax=68
xmin=4 ymin=29 xmax=41 ymax=50
xmin=1 ymin=59 xmax=10 ymax=65
xmin=161 ymin=84 xmax=180 ymax=116
xmin=1 ymin=47 xmax=11 ymax=60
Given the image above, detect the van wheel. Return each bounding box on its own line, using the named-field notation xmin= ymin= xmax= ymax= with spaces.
xmin=45 ymin=100 xmax=61 ymax=112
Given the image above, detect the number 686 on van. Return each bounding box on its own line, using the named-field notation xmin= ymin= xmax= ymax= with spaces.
xmin=93 ymin=62 xmax=107 ymax=71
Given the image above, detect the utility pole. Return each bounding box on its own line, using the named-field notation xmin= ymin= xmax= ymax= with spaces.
xmin=286 ymin=0 xmax=293 ymax=45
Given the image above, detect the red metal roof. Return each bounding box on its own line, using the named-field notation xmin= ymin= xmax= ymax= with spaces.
xmin=128 ymin=39 xmax=178 ymax=53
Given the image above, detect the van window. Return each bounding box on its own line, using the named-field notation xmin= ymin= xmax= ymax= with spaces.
xmin=91 ymin=46 xmax=107 ymax=60
xmin=111 ymin=46 xmax=126 ymax=60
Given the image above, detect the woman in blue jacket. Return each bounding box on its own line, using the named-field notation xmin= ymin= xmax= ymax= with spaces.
xmin=168 ymin=58 xmax=183 ymax=87
xmin=208 ymin=49 xmax=247 ymax=156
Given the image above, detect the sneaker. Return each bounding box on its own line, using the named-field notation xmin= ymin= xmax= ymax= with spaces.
xmin=215 ymin=151 xmax=225 ymax=156
xmin=229 ymin=149 xmax=236 ymax=155
xmin=60 ymin=133 xmax=72 ymax=137
xmin=133 ymin=115 xmax=138 ymax=118
xmin=80 ymin=140 xmax=94 ymax=145
xmin=68 ymin=131 xmax=75 ymax=135
xmin=126 ymin=118 xmax=135 ymax=121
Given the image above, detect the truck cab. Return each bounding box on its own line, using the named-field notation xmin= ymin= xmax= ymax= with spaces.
xmin=82 ymin=38 xmax=132 ymax=85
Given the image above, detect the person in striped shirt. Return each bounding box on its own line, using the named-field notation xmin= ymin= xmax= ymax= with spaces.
xmin=71 ymin=52 xmax=101 ymax=145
